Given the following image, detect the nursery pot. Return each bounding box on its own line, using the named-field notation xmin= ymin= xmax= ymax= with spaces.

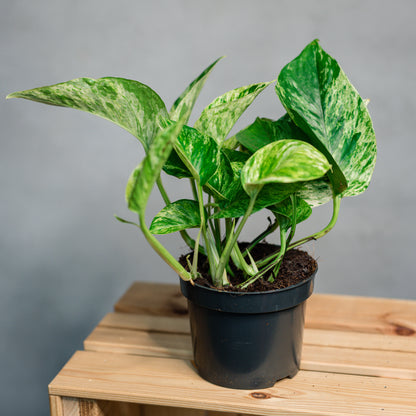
xmin=180 ymin=271 xmax=316 ymax=389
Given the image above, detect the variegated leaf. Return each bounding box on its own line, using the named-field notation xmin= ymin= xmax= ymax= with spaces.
xmin=126 ymin=120 xmax=184 ymax=215
xmin=205 ymin=148 xmax=248 ymax=201
xmin=276 ymin=40 xmax=376 ymax=197
xmin=194 ymin=81 xmax=272 ymax=142
xmin=174 ymin=125 xmax=220 ymax=185
xmin=235 ymin=113 xmax=308 ymax=153
xmin=297 ymin=178 xmax=333 ymax=207
xmin=149 ymin=199 xmax=201 ymax=234
xmin=7 ymin=77 xmax=168 ymax=150
xmin=241 ymin=139 xmax=331 ymax=198
xmin=169 ymin=57 xmax=223 ymax=123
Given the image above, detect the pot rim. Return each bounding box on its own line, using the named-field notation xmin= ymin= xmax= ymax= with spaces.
xmin=180 ymin=268 xmax=316 ymax=314
xmin=188 ymin=266 xmax=317 ymax=297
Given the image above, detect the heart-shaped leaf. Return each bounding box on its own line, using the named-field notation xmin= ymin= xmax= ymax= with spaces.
xmin=194 ymin=81 xmax=272 ymax=142
xmin=8 ymin=77 xmax=169 ymax=150
xmin=149 ymin=199 xmax=201 ymax=234
xmin=276 ymin=40 xmax=376 ymax=197
xmin=241 ymin=139 xmax=331 ymax=198
xmin=170 ymin=57 xmax=223 ymax=123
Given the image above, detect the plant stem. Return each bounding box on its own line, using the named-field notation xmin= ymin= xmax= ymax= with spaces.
xmin=243 ymin=218 xmax=279 ymax=255
xmin=239 ymin=194 xmax=342 ymax=290
xmin=214 ymin=191 xmax=259 ymax=283
xmin=157 ymin=176 xmax=199 ymax=252
xmin=287 ymin=194 xmax=298 ymax=245
xmin=156 ymin=176 xmax=171 ymax=205
xmin=138 ymin=211 xmax=192 ymax=281
xmin=190 ymin=178 xmax=198 ymax=200
xmin=231 ymin=243 xmax=258 ymax=276
xmin=288 ymin=194 xmax=341 ymax=250
xmin=271 ymin=226 xmax=287 ymax=280
xmin=192 ymin=227 xmax=202 ymax=277
xmin=196 ymin=183 xmax=224 ymax=286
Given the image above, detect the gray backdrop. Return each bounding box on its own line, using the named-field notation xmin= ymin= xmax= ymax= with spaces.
xmin=2 ymin=1 xmax=415 ymax=415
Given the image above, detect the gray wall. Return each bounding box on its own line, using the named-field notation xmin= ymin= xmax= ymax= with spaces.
xmin=1 ymin=1 xmax=415 ymax=414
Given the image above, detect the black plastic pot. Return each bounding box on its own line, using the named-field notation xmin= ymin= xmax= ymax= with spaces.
xmin=180 ymin=271 xmax=316 ymax=389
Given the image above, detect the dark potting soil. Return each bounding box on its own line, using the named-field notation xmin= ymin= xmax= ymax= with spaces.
xmin=179 ymin=242 xmax=317 ymax=292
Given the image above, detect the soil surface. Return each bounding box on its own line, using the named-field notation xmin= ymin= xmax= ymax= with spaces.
xmin=179 ymin=242 xmax=317 ymax=292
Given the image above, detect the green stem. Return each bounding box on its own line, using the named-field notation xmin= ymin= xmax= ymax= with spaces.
xmin=214 ymin=191 xmax=259 ymax=283
xmin=288 ymin=194 xmax=341 ymax=250
xmin=156 ymin=176 xmax=171 ymax=205
xmin=287 ymin=194 xmax=298 ymax=245
xmin=138 ymin=211 xmax=192 ymax=281
xmin=157 ymin=176 xmax=199 ymax=252
xmin=196 ymin=183 xmax=222 ymax=285
xmin=190 ymin=178 xmax=198 ymax=200
xmin=271 ymin=226 xmax=287 ymax=280
xmin=231 ymin=243 xmax=258 ymax=276
xmin=240 ymin=194 xmax=341 ymax=290
xmin=243 ymin=218 xmax=279 ymax=256
xmin=192 ymin=227 xmax=202 ymax=277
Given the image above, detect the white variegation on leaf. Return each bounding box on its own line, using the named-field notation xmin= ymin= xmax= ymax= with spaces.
xmin=241 ymin=139 xmax=331 ymax=198
xmin=276 ymin=39 xmax=376 ymax=197
xmin=7 ymin=77 xmax=168 ymax=150
xmin=150 ymin=199 xmax=201 ymax=234
xmin=194 ymin=81 xmax=273 ymax=142
xmin=8 ymin=40 xmax=376 ymax=288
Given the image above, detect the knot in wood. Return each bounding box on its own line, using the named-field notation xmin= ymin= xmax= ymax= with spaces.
xmin=250 ymin=392 xmax=271 ymax=399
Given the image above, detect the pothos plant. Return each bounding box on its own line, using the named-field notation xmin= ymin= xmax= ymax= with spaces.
xmin=8 ymin=40 xmax=376 ymax=290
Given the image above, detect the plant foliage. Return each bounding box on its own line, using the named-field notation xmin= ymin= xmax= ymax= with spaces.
xmin=8 ymin=40 xmax=376 ymax=288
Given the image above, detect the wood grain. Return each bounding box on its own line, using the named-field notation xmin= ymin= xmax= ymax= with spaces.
xmin=84 ymin=325 xmax=416 ymax=380
xmin=50 ymin=282 xmax=416 ymax=416
xmin=49 ymin=350 xmax=416 ymax=416
xmin=114 ymin=282 xmax=416 ymax=337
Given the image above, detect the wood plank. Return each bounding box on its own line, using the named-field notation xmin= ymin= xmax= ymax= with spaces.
xmin=97 ymin=312 xmax=416 ymax=353
xmin=306 ymin=293 xmax=416 ymax=336
xmin=140 ymin=405 xmax=206 ymax=416
xmin=115 ymin=283 xmax=416 ymax=337
xmin=49 ymin=395 xmax=65 ymax=416
xmin=49 ymin=350 xmax=416 ymax=416
xmin=85 ymin=327 xmax=192 ymax=359
xmin=84 ymin=326 xmax=416 ymax=380
xmin=99 ymin=312 xmax=190 ymax=335
xmin=114 ymin=282 xmax=187 ymax=317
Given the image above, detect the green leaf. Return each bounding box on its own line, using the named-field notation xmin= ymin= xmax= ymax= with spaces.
xmin=7 ymin=77 xmax=168 ymax=150
xmin=149 ymin=199 xmax=201 ymax=234
xmin=126 ymin=120 xmax=184 ymax=215
xmin=212 ymin=183 xmax=294 ymax=219
xmin=169 ymin=57 xmax=224 ymax=123
xmin=241 ymin=139 xmax=331 ymax=198
xmin=114 ymin=216 xmax=139 ymax=227
xmin=205 ymin=148 xmax=248 ymax=201
xmin=174 ymin=125 xmax=220 ymax=185
xmin=235 ymin=113 xmax=308 ymax=153
xmin=194 ymin=81 xmax=272 ymax=142
xmin=269 ymin=197 xmax=312 ymax=232
xmin=297 ymin=178 xmax=333 ymax=207
xmin=163 ymin=149 xmax=192 ymax=179
xmin=276 ymin=40 xmax=376 ymax=197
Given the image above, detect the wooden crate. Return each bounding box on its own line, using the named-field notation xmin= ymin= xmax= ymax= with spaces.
xmin=49 ymin=282 xmax=416 ymax=416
